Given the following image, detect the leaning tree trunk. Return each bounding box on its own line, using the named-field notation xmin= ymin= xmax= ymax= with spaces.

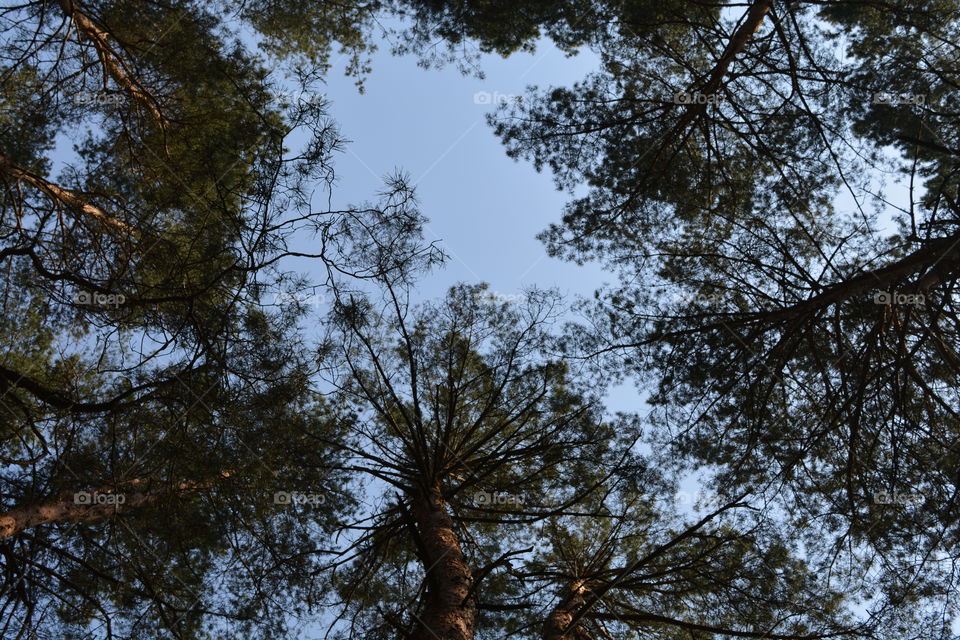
xmin=408 ymin=485 xmax=476 ymax=640
xmin=0 ymin=490 xmax=156 ymax=539
xmin=58 ymin=0 xmax=168 ymax=126
xmin=0 ymin=473 xmax=229 ymax=539
xmin=0 ymin=152 xmax=135 ymax=235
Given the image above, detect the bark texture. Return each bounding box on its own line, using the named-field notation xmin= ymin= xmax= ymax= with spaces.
xmin=0 ymin=474 xmax=228 ymax=539
xmin=542 ymin=580 xmax=594 ymax=640
xmin=408 ymin=486 xmax=476 ymax=640
xmin=0 ymin=491 xmax=155 ymax=539
xmin=58 ymin=0 xmax=167 ymax=126
xmin=0 ymin=152 xmax=135 ymax=235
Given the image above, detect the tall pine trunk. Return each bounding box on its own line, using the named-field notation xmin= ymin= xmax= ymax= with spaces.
xmin=542 ymin=580 xmax=594 ymax=640
xmin=408 ymin=485 xmax=476 ymax=640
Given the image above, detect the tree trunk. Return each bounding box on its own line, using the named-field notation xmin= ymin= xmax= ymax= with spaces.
xmin=0 ymin=474 xmax=229 ymax=539
xmin=542 ymin=580 xmax=594 ymax=640
xmin=674 ymin=0 xmax=774 ymax=129
xmin=0 ymin=490 xmax=156 ymax=539
xmin=58 ymin=0 xmax=168 ymax=126
xmin=408 ymin=486 xmax=476 ymax=640
xmin=0 ymin=152 xmax=135 ymax=235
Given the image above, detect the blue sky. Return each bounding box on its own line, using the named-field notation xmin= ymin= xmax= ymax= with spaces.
xmin=316 ymin=38 xmax=607 ymax=304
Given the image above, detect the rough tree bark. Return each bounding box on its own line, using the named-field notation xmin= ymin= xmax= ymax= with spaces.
xmin=542 ymin=580 xmax=595 ymax=640
xmin=408 ymin=485 xmax=477 ymax=640
xmin=0 ymin=473 xmax=229 ymax=539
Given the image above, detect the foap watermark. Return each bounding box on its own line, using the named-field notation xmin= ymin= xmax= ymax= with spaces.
xmin=73 ymin=91 xmax=124 ymax=107
xmin=673 ymin=92 xmax=725 ymax=105
xmin=474 ymin=491 xmax=526 ymax=506
xmin=273 ymin=491 xmax=326 ymax=506
xmin=472 ymin=290 xmax=526 ymax=305
xmin=872 ymin=92 xmax=925 ymax=106
xmin=74 ymin=491 xmax=126 ymax=506
xmin=873 ymin=291 xmax=925 ymax=307
xmin=474 ymin=91 xmax=524 ymax=106
xmin=73 ymin=291 xmax=126 ymax=308
xmin=874 ymin=491 xmax=925 ymax=505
